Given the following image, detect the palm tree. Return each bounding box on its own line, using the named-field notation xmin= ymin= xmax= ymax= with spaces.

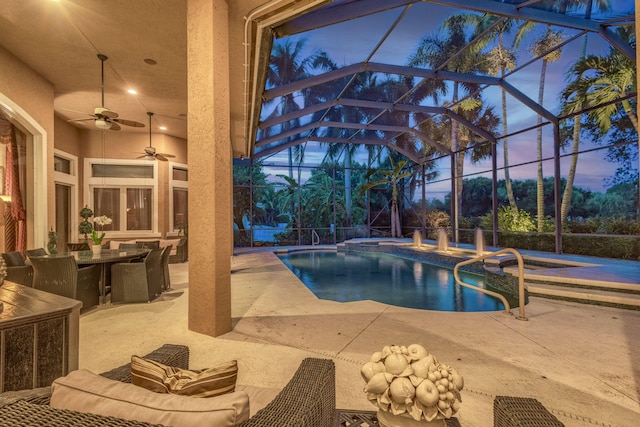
xmin=301 ymin=166 xmax=347 ymax=234
xmin=408 ymin=14 xmax=491 ymax=238
xmin=320 ymin=73 xmax=388 ymax=227
xmin=359 ymin=157 xmax=412 ymax=237
xmin=528 ymin=26 xmax=564 ymax=232
xmin=558 ymin=0 xmax=612 ymax=227
xmin=564 ymin=26 xmax=638 ymax=215
xmin=263 ymin=38 xmax=335 ymax=177
xmin=467 ymin=14 xmax=523 ymax=209
xmin=417 ymin=102 xmax=500 ymax=215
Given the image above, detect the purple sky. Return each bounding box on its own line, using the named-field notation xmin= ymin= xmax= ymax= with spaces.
xmin=262 ymin=1 xmax=636 ymax=198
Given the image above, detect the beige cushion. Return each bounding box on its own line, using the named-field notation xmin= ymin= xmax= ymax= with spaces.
xmin=131 ymin=356 xmax=237 ymax=398
xmin=236 ymin=384 xmax=280 ymax=417
xmin=50 ymin=369 xmax=250 ymax=427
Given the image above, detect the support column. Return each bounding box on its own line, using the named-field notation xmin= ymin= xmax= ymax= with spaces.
xmin=187 ymin=0 xmax=232 ymax=336
xmin=636 ymin=0 xmax=640 ymax=218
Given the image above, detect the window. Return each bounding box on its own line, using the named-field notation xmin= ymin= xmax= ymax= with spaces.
xmin=54 ymin=155 xmax=71 ymax=174
xmin=92 ymin=163 xmax=154 ymax=178
xmin=54 ymin=149 xmax=78 ymax=245
xmin=169 ymin=163 xmax=188 ymax=234
xmin=84 ymin=158 xmax=158 ymax=237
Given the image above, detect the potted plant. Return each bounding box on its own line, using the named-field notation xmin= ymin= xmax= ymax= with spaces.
xmin=47 ymin=228 xmax=58 ymax=254
xmin=90 ymin=215 xmax=112 ymax=254
xmin=79 ymin=206 xmax=94 ymax=243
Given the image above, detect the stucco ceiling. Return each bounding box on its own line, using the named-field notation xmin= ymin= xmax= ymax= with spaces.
xmin=0 ymin=0 xmax=188 ymax=139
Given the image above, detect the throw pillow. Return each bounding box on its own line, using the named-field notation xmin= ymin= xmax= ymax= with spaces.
xmin=50 ymin=369 xmax=250 ymax=427
xmin=131 ymin=355 xmax=238 ymax=398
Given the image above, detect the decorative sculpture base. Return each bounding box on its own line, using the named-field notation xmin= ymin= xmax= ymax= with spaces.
xmin=377 ymin=411 xmax=445 ymax=427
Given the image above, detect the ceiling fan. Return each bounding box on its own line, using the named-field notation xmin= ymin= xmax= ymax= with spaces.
xmin=68 ymin=54 xmax=145 ymax=131
xmin=136 ymin=112 xmax=176 ymax=161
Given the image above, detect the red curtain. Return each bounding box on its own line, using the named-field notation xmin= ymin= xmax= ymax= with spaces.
xmin=0 ymin=117 xmax=27 ymax=253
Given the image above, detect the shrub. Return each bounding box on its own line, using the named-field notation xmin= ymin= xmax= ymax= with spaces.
xmin=481 ymin=206 xmax=536 ymax=232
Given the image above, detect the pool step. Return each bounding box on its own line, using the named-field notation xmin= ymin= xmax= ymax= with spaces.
xmin=526 ymin=281 xmax=640 ymax=310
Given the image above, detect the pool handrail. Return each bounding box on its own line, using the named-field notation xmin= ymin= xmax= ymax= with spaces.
xmin=453 ymin=248 xmax=528 ymax=321
xmin=311 ymin=229 xmax=320 ymax=246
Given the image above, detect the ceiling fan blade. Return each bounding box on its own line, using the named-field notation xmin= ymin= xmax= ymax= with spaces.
xmin=68 ymin=117 xmax=96 ymax=122
xmin=113 ymin=118 xmax=145 ymax=127
xmin=61 ymin=107 xmax=94 ymax=116
xmin=155 ymin=154 xmax=169 ymax=161
xmin=157 ymin=153 xmax=176 ymax=158
xmin=154 ymin=113 xmax=187 ymax=121
xmin=101 ymin=110 xmax=118 ymax=119
xmin=135 ymin=154 xmax=147 ymax=159
xmin=96 ymin=108 xmax=119 ymax=119
xmin=109 ymin=122 xmax=122 ymax=131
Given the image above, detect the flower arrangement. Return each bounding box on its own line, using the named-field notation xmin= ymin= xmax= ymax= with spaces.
xmin=361 ymin=344 xmax=463 ymax=425
xmin=91 ymin=215 xmax=112 ymax=245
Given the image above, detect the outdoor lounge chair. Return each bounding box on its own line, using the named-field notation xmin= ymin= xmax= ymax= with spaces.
xmin=24 ymin=248 xmax=48 ymax=258
xmin=66 ymin=242 xmax=90 ymax=251
xmin=168 ymin=237 xmax=188 ymax=263
xmin=1 ymin=251 xmax=34 ymax=287
xmin=111 ymin=248 xmax=164 ymax=303
xmin=160 ymin=244 xmax=172 ymax=291
xmin=494 ymin=395 xmax=565 ymax=427
xmin=29 ymin=254 xmax=101 ymax=312
xmin=0 ymin=344 xmax=336 ymax=427
xmin=137 ymin=240 xmax=160 ymax=249
xmin=118 ymin=242 xmax=143 ymax=251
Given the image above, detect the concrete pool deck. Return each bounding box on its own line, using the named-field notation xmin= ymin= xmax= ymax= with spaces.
xmin=79 ymin=246 xmax=640 ymax=427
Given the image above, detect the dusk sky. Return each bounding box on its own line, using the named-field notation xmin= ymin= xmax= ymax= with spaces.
xmin=258 ymin=1 xmax=636 ymax=199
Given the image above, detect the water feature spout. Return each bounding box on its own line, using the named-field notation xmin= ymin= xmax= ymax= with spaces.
xmin=475 ymin=227 xmax=485 ymax=256
xmin=413 ymin=230 xmax=422 ymax=248
xmin=437 ymin=228 xmax=449 ymax=251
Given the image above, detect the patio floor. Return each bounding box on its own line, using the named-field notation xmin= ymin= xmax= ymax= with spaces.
xmin=79 ymin=248 xmax=640 ymax=427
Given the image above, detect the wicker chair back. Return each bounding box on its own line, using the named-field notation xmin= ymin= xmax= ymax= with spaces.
xmin=29 ymin=255 xmax=100 ymax=311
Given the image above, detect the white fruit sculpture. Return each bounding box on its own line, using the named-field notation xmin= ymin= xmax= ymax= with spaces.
xmin=362 ymin=344 xmax=463 ymax=426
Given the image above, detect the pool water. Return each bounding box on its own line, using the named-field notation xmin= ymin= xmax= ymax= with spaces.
xmin=277 ymin=250 xmax=503 ymax=312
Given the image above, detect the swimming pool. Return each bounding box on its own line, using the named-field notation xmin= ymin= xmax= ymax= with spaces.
xmin=277 ymin=250 xmax=504 ymax=312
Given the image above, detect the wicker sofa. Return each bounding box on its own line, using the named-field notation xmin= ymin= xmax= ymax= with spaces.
xmin=0 ymin=344 xmax=335 ymax=427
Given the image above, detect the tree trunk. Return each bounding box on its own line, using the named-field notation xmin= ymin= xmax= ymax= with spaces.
xmin=344 ymin=150 xmax=352 ymax=226
xmin=617 ymin=101 xmax=640 ymax=215
xmin=536 ymin=59 xmax=548 ymax=232
xmin=561 ymin=118 xmax=581 ymax=227
xmin=456 ymin=150 xmax=465 ymax=229
xmin=502 ymin=84 xmax=517 ymax=209
xmin=451 ymin=83 xmax=460 ymax=241
xmin=391 ymin=175 xmax=402 ymax=237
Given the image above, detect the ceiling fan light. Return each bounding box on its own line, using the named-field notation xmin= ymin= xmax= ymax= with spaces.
xmin=144 ymin=154 xmax=155 ymax=161
xmin=95 ymin=118 xmax=112 ymax=129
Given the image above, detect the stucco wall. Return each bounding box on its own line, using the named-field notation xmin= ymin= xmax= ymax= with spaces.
xmin=78 ymin=131 xmax=186 ymax=164
xmin=0 ymin=45 xmax=54 ymax=247
xmin=54 ymin=116 xmax=84 ymax=154
xmin=53 ymin=121 xmax=187 ymax=237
